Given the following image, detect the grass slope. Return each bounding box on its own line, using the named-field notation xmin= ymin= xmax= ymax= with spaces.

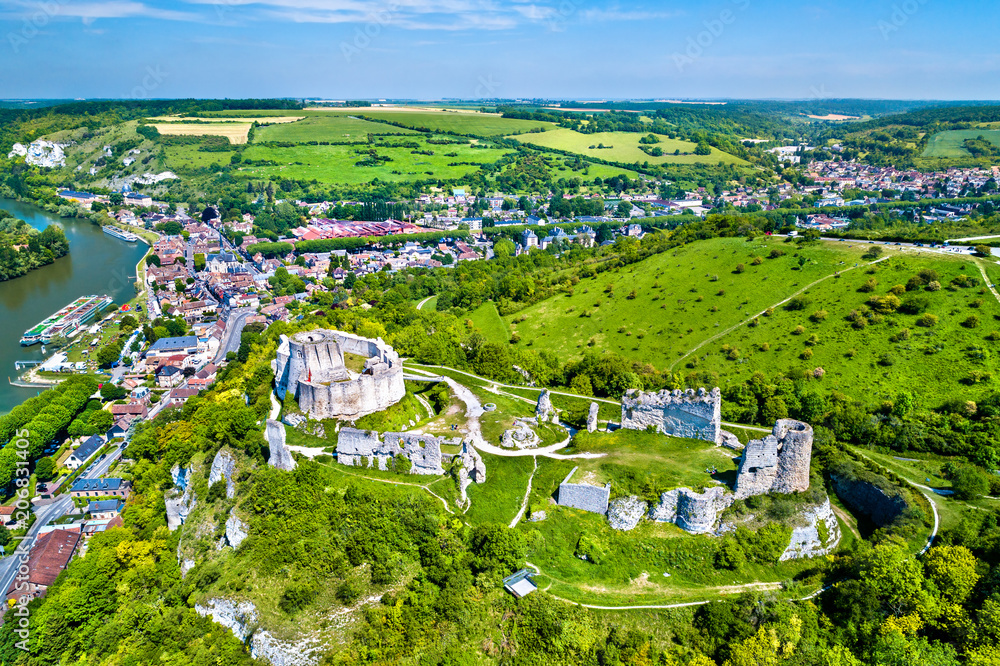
xmin=467 ymin=301 xmax=510 ymax=343
xmin=923 ymin=129 xmax=1000 ymax=158
xmin=505 ymin=236 xmax=873 ymax=370
xmin=514 ymin=129 xmax=745 ymax=165
xmin=698 ymin=251 xmax=1000 ymax=404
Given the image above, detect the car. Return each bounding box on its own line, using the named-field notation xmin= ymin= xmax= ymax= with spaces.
xmin=896 ymin=242 xmax=902 ymax=245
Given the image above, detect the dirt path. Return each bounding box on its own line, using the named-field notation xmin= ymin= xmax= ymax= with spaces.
xmin=669 ymin=255 xmax=891 ymax=371
xmin=416 ymin=296 xmax=435 ymax=310
xmin=509 ymin=457 xmax=538 ymax=528
xmin=974 ymin=260 xmax=1000 ymax=306
xmin=831 ymin=504 xmax=861 ymax=539
xmin=269 ymin=391 xmax=281 ymax=421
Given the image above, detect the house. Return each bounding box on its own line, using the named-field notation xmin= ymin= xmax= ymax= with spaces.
xmin=70 ymin=478 xmax=131 ymax=500
xmin=107 ymin=416 xmax=135 ymax=441
xmin=0 ymin=506 xmax=16 ymax=525
xmin=110 ymin=403 xmax=148 ymax=419
xmin=58 ymin=190 xmax=97 ymax=205
xmin=146 ymin=336 xmax=199 ymax=358
xmin=164 ymin=387 xmax=199 ymax=408
xmin=521 ymin=229 xmax=538 ymax=249
xmin=3 ymin=529 xmax=80 ymax=604
xmin=88 ymin=500 xmax=124 ymax=520
xmin=65 ymin=435 xmax=103 ymax=471
xmin=125 ymin=192 xmax=153 ymax=207
xmin=156 ymin=365 xmax=183 ymax=388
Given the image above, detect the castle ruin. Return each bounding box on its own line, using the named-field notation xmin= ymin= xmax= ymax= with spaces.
xmin=734 ymin=419 xmax=813 ymax=499
xmin=557 ymin=467 xmax=611 ymax=515
xmin=620 ymin=388 xmax=722 ymax=444
xmin=336 ymin=428 xmax=446 ymax=475
xmin=273 ymin=329 xmax=405 ymax=420
xmin=648 ymin=486 xmax=734 ymax=534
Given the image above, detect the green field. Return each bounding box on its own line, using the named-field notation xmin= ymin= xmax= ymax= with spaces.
xmin=467 ymin=301 xmax=510 ymax=342
xmin=923 ymin=129 xmax=1000 ymax=158
xmin=697 ymin=250 xmax=1000 ymax=405
xmin=503 ymin=236 xmax=872 ymax=368
xmin=239 ymin=140 xmax=513 ymax=185
xmin=254 ymin=115 xmax=418 ymax=143
xmin=502 ymin=237 xmax=1000 ymax=405
xmin=513 ymin=129 xmax=745 ymax=165
xmin=318 ymin=109 xmax=556 ymax=136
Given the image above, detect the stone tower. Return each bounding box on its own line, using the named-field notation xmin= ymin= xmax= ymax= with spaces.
xmin=734 ymin=419 xmax=813 ymax=499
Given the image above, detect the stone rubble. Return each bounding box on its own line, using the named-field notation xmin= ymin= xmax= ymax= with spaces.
xmin=196 ymin=598 xmax=326 ymax=666
xmin=501 ymin=418 xmax=541 ymax=449
xmin=607 ymin=496 xmax=648 ymax=531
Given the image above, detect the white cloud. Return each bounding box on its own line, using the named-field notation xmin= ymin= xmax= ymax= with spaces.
xmin=0 ymin=0 xmax=201 ymax=22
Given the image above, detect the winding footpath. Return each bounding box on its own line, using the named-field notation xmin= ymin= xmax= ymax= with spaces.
xmin=509 ymin=457 xmax=538 ymax=528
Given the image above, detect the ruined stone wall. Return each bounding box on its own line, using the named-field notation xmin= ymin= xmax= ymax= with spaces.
xmin=557 ymin=467 xmax=610 ymax=515
xmin=620 ymin=388 xmax=721 ymax=443
xmin=648 ymin=487 xmax=733 ymax=534
xmin=274 ymin=330 xmax=405 ymax=420
xmin=734 ymin=419 xmax=813 ymax=499
xmin=336 ymin=427 xmax=445 ymax=475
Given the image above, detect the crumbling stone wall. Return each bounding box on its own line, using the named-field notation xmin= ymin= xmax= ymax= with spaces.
xmin=265 ymin=420 xmax=296 ymax=471
xmin=274 ymin=330 xmax=405 ymax=420
xmin=648 ymin=486 xmax=734 ymax=534
xmin=336 ymin=427 xmax=445 ymax=475
xmin=557 ymin=467 xmax=610 ymax=515
xmin=620 ymin=388 xmax=721 ymax=444
xmin=734 ymin=419 xmax=813 ymax=499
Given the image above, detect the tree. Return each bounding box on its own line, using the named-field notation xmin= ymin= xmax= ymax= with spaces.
xmin=975 ymin=245 xmax=993 ymax=257
xmin=95 ymin=340 xmax=123 ymax=367
xmin=951 ymin=465 xmax=989 ymax=500
xmin=109 ymin=192 xmax=124 ymax=206
xmin=469 ymin=525 xmax=525 ymax=575
xmin=616 ymin=201 xmax=632 ymax=218
xmin=145 ymin=254 xmax=161 ymax=267
xmin=494 ymin=238 xmax=515 ymax=259
xmin=119 ymin=315 xmax=138 ymax=333
xmin=34 ymin=457 xmax=55 ymax=482
xmin=100 ymin=384 xmax=127 ymax=401
xmin=88 ymin=410 xmax=114 ymax=434
xmin=923 ymin=545 xmax=980 ymax=604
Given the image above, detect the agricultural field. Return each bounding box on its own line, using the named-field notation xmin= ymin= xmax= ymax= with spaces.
xmin=512 ymin=128 xmax=745 ymax=165
xmin=922 ymin=128 xmax=1000 ymax=157
xmin=502 ymin=236 xmax=873 ymax=369
xmin=147 ymin=115 xmax=304 ymax=124
xmin=253 ymin=115 xmax=418 ymax=143
xmin=238 ymin=140 xmax=513 ymax=185
xmin=316 ymin=108 xmax=556 ymax=137
xmin=151 ymin=122 xmax=252 ymax=144
xmin=162 ymin=143 xmax=233 ymax=172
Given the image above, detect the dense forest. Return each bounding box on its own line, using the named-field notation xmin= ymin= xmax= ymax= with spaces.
xmin=0 ymin=210 xmax=69 ymax=281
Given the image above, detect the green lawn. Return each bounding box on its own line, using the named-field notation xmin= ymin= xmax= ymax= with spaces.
xmin=506 ymin=236 xmax=872 ymax=371
xmin=238 ymin=141 xmax=512 ymax=185
xmin=566 ymin=429 xmax=740 ymax=501
xmin=923 ymin=129 xmax=1000 ymax=158
xmin=465 ymin=453 xmax=535 ymax=525
xmin=513 ymin=129 xmax=745 ymax=165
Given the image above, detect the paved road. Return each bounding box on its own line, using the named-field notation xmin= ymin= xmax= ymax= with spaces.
xmin=214 ymin=307 xmax=255 ymax=364
xmin=0 ymin=495 xmax=72 ymax=596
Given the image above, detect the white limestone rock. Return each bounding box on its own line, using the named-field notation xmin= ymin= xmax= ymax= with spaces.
xmin=266 ymin=420 xmax=297 ymax=471
xmin=608 ymin=496 xmax=647 ymax=531
xmin=587 ymin=402 xmax=600 ymax=433
xmin=780 ymin=497 xmax=842 ymax=561
xmin=209 ymin=449 xmax=237 ymax=499
xmin=502 ymin=418 xmax=540 ymax=449
xmin=226 ymin=511 xmax=249 ymax=550
xmin=196 ymin=598 xmax=326 ymax=666
xmin=536 ymin=390 xmax=554 ymax=422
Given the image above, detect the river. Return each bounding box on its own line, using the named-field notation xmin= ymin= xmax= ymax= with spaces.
xmin=0 ymin=199 xmax=147 ymax=415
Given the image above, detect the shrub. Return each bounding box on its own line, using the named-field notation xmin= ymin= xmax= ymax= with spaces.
xmin=785 ymin=296 xmax=810 ymax=311
xmin=900 ymin=297 xmax=929 ymax=315
xmin=801 ymin=348 xmax=814 ymax=360
xmin=927 ymin=281 xmax=942 ymax=292
xmin=878 ymin=353 xmax=896 ymax=367
xmin=751 ymin=256 xmax=763 ymax=266
xmin=963 ymin=315 xmax=981 ymax=329
xmin=917 ymin=314 xmax=939 ymax=327
xmin=575 ymin=532 xmax=609 ymax=564
xmin=806 ymin=334 xmax=820 ymax=346
xmin=971 ymin=298 xmax=985 ymax=309
xmin=890 ymin=329 xmax=911 ymax=342
xmin=335 ymin=580 xmax=362 ymax=606
xmin=768 ymin=248 xmax=785 ymax=259
xmin=810 ymin=310 xmax=828 ymax=322
xmin=889 ymin=284 xmax=906 ymax=295
xmin=858 ymin=278 xmax=878 ymax=293
xmin=987 ymin=331 xmax=1000 ymax=341
xmin=764 ymin=307 xmax=774 ymax=317
xmin=813 ymin=367 xmax=826 ymax=379
xmin=793 ymin=325 xmax=806 ymax=335
xmin=950 ymin=465 xmax=989 ymax=500
xmin=734 ymin=263 xmax=745 ymax=274
xmin=206 ymin=481 xmax=228 ymax=503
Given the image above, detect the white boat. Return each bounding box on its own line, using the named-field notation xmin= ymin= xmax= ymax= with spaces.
xmin=103 ymin=225 xmax=139 ymax=242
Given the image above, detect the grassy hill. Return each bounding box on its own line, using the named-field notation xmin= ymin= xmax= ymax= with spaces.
xmin=513 ymin=129 xmax=745 ymax=165
xmin=923 ymin=129 xmax=1000 ymax=157
xmin=253 ymin=115 xmax=419 ymax=143
xmin=498 ymin=236 xmax=1000 ymax=405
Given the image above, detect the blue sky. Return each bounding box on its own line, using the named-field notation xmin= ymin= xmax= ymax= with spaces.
xmin=0 ymin=0 xmax=997 ymax=100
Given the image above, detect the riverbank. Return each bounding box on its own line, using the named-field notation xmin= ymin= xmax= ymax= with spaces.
xmin=0 ymin=199 xmax=146 ymax=414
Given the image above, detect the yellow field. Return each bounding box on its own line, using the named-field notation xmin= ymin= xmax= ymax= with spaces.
xmin=148 ymin=115 xmax=304 ymax=124
xmin=151 ymin=123 xmax=251 ymax=144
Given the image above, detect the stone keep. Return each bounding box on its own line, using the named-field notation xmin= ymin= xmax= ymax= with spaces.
xmin=557 ymin=467 xmax=611 ymax=515
xmin=734 ymin=419 xmax=813 ymax=499
xmin=620 ymin=388 xmax=721 ymax=444
xmin=273 ymin=329 xmax=405 ymax=420
xmin=336 ymin=427 xmax=445 ymax=475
